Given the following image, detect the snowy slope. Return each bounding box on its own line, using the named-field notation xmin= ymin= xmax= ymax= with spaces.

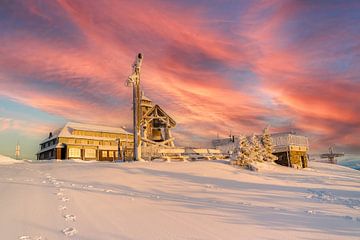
xmin=0 ymin=154 xmax=23 ymax=164
xmin=0 ymin=160 xmax=359 ymax=240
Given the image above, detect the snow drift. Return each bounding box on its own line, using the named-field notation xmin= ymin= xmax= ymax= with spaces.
xmin=0 ymin=154 xmax=23 ymax=164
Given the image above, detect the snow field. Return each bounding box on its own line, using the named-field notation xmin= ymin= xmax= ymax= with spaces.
xmin=0 ymin=156 xmax=359 ymax=239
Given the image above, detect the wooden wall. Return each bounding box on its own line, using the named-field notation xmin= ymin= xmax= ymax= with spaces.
xmin=274 ymin=151 xmax=308 ymax=168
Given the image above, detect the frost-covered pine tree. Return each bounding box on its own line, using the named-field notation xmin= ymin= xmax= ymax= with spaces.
xmin=230 ymin=135 xmax=252 ymax=166
xmin=250 ymin=134 xmax=264 ymax=162
xmin=238 ymin=135 xmax=251 ymax=165
xmin=261 ymin=126 xmax=278 ymax=162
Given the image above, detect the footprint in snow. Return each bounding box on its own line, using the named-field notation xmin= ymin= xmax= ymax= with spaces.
xmin=58 ymin=205 xmax=67 ymax=211
xmin=60 ymin=197 xmax=69 ymax=202
xmin=64 ymin=214 xmax=76 ymax=221
xmin=18 ymin=236 xmax=31 ymax=240
xmin=342 ymin=215 xmax=353 ymax=221
xmin=305 ymin=210 xmax=317 ymax=215
xmin=62 ymin=227 xmax=77 ymax=236
xmin=56 ymin=192 xmax=64 ymax=196
xmin=105 ymin=189 xmax=114 ymax=193
xmin=18 ymin=236 xmax=43 ymax=240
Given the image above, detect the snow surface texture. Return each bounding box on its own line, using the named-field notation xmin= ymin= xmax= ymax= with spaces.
xmin=0 ymin=155 xmax=359 ymax=239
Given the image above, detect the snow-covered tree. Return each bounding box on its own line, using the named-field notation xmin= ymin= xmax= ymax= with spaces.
xmin=250 ymin=134 xmax=264 ymax=162
xmin=230 ymin=135 xmax=251 ymax=166
xmin=238 ymin=135 xmax=252 ymax=165
xmin=261 ymin=126 xmax=278 ymax=162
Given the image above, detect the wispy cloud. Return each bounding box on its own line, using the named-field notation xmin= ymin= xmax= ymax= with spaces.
xmin=0 ymin=0 xmax=359 ymax=153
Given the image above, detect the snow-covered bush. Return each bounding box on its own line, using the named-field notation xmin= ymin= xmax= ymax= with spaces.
xmin=230 ymin=127 xmax=278 ymax=169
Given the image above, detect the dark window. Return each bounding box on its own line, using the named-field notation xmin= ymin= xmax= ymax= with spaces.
xmin=153 ymin=119 xmax=161 ymax=128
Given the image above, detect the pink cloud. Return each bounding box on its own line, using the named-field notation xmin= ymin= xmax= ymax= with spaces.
xmin=0 ymin=0 xmax=359 ymax=152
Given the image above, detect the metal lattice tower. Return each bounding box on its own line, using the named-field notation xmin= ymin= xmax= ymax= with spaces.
xmin=15 ymin=142 xmax=21 ymax=160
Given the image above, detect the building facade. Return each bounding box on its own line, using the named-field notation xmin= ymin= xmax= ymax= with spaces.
xmin=37 ymin=122 xmax=133 ymax=161
xmin=271 ymin=133 xmax=309 ymax=168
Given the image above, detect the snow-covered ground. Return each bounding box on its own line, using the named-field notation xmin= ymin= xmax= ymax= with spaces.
xmin=0 ymin=155 xmax=359 ymax=240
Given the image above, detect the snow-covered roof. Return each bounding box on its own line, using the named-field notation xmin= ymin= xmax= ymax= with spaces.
xmin=40 ymin=122 xmax=132 ymax=144
xmin=141 ymin=94 xmax=152 ymax=102
xmin=143 ymin=104 xmax=176 ymax=126
xmin=270 ymin=132 xmax=309 ymax=147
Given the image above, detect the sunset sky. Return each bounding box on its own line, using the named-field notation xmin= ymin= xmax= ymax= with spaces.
xmin=0 ymin=0 xmax=359 ymax=159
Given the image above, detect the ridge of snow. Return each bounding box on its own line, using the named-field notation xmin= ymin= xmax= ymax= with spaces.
xmin=0 ymin=154 xmax=23 ymax=164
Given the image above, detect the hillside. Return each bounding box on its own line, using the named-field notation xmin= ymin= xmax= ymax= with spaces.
xmin=0 ymin=154 xmax=23 ymax=164
xmin=0 ymin=157 xmax=359 ymax=239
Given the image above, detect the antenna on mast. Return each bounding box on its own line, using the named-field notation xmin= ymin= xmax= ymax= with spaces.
xmin=15 ymin=141 xmax=21 ymax=160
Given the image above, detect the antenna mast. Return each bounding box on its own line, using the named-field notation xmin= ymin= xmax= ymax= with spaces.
xmin=15 ymin=142 xmax=21 ymax=160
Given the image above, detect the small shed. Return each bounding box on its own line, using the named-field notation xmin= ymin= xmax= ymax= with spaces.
xmin=271 ymin=133 xmax=309 ymax=168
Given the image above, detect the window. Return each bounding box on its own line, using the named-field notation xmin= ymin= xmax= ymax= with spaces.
xmin=102 ymin=151 xmax=108 ymax=157
xmin=85 ymin=149 xmax=96 ymax=158
xmin=109 ymin=151 xmax=114 ymax=158
xmin=75 ymin=139 xmax=82 ymax=144
xmin=68 ymin=148 xmax=81 ymax=158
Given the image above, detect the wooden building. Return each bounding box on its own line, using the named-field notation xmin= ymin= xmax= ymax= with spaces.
xmin=37 ymin=122 xmax=133 ymax=161
xmin=271 ymin=132 xmax=309 ymax=168
xmin=37 ymin=94 xmax=177 ymax=161
xmin=140 ymin=93 xmax=176 ymax=148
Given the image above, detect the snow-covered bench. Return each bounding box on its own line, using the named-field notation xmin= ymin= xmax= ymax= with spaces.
xmin=157 ymin=148 xmax=188 ymax=162
xmin=185 ymin=148 xmax=224 ymax=161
